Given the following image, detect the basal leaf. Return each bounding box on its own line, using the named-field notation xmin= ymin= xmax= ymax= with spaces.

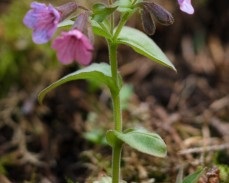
xmin=38 ymin=63 xmax=122 ymax=103
xmin=183 ymin=168 xmax=205 ymax=183
xmin=107 ymin=129 xmax=167 ymax=157
xmin=117 ymin=26 xmax=176 ymax=71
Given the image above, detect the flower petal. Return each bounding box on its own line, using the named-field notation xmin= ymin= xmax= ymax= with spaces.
xmin=23 ymin=2 xmax=60 ymax=44
xmin=52 ymin=30 xmax=93 ymax=65
xmin=178 ymin=0 xmax=194 ymax=14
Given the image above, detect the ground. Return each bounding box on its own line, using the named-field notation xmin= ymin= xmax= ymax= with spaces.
xmin=0 ymin=0 xmax=228 ymax=182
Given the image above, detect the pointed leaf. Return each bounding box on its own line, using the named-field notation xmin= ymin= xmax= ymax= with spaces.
xmin=107 ymin=129 xmax=167 ymax=157
xmin=117 ymin=26 xmax=176 ymax=71
xmin=183 ymin=168 xmax=205 ymax=183
xmin=91 ymin=19 xmax=112 ymax=39
xmin=38 ymin=63 xmax=122 ymax=103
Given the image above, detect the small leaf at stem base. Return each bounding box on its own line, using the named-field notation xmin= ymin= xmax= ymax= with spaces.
xmin=106 ymin=129 xmax=167 ymax=157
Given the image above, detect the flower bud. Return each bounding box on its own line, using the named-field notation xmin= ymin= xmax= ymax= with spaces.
xmin=143 ymin=2 xmax=174 ymax=26
xmin=141 ymin=6 xmax=156 ymax=35
xmin=56 ymin=2 xmax=78 ymax=22
xmin=72 ymin=12 xmax=89 ymax=32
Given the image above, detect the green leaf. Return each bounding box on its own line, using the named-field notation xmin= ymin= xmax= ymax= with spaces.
xmin=91 ymin=19 xmax=112 ymax=39
xmin=83 ymin=128 xmax=106 ymax=145
xmin=106 ymin=130 xmax=119 ymax=147
xmin=38 ymin=63 xmax=122 ymax=103
xmin=92 ymin=3 xmax=117 ymax=22
xmin=115 ymin=0 xmax=142 ymax=13
xmin=117 ymin=26 xmax=176 ymax=71
xmin=183 ymin=168 xmax=205 ymax=183
xmin=106 ymin=129 xmax=167 ymax=157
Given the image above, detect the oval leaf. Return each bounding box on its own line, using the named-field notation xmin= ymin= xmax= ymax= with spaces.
xmin=107 ymin=129 xmax=167 ymax=157
xmin=38 ymin=63 xmax=122 ymax=103
xmin=117 ymin=26 xmax=176 ymax=71
xmin=183 ymin=168 xmax=205 ymax=183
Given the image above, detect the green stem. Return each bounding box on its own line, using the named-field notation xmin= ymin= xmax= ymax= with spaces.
xmin=108 ymin=41 xmax=122 ymax=183
xmin=108 ymin=0 xmax=114 ymax=34
xmin=112 ymin=142 xmax=122 ymax=183
xmin=108 ymin=41 xmax=122 ymax=132
xmin=107 ymin=10 xmax=132 ymax=183
xmin=113 ymin=0 xmax=137 ymax=40
xmin=113 ymin=13 xmax=130 ymax=41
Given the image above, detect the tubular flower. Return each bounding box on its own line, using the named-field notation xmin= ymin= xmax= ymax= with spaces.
xmin=178 ymin=0 xmax=194 ymax=14
xmin=23 ymin=2 xmax=60 ymax=44
xmin=52 ymin=29 xmax=93 ymax=65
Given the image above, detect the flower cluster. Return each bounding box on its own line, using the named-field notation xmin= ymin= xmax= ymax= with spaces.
xmin=23 ymin=1 xmax=194 ymax=65
xmin=23 ymin=1 xmax=93 ymax=65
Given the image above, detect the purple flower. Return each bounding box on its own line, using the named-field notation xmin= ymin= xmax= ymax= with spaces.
xmin=52 ymin=30 xmax=93 ymax=65
xmin=23 ymin=2 xmax=60 ymax=44
xmin=178 ymin=0 xmax=194 ymax=14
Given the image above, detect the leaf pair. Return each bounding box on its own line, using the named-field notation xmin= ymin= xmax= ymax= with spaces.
xmin=106 ymin=129 xmax=167 ymax=158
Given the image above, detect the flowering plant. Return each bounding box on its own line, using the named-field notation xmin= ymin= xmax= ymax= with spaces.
xmin=24 ymin=0 xmax=196 ymax=182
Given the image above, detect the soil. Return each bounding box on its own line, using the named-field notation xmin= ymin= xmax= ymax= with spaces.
xmin=0 ymin=0 xmax=228 ymax=183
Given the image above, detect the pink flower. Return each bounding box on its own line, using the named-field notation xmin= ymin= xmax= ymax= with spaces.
xmin=178 ymin=0 xmax=194 ymax=14
xmin=23 ymin=2 xmax=60 ymax=44
xmin=52 ymin=30 xmax=93 ymax=65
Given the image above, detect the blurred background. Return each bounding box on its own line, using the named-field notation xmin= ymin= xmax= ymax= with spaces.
xmin=0 ymin=0 xmax=228 ymax=182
